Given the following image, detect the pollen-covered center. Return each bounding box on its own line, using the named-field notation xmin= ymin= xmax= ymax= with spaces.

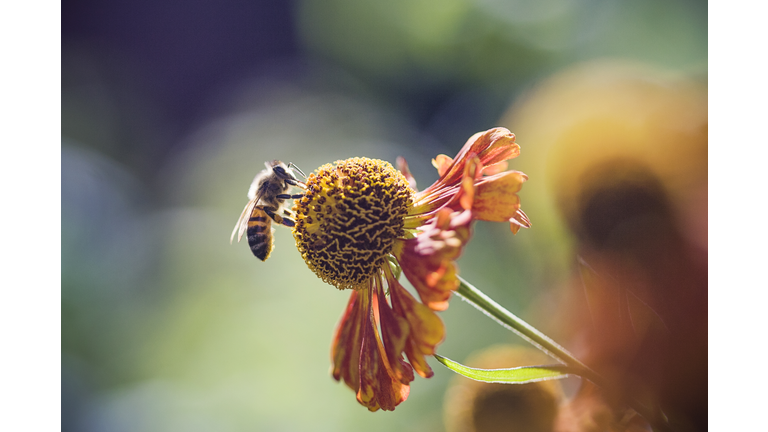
xmin=292 ymin=157 xmax=414 ymax=290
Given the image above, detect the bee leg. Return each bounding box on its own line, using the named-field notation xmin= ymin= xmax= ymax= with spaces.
xmin=263 ymin=207 xmax=283 ymax=223
xmin=276 ymin=193 xmax=305 ymax=199
xmin=264 ymin=208 xmax=295 ymax=228
xmin=285 ymin=178 xmax=307 ymax=189
xmin=279 ymin=209 xmax=298 ymax=227
xmin=278 ymin=217 xmax=296 ymax=228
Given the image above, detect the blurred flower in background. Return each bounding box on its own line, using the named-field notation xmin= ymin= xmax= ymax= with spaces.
xmin=444 ymin=345 xmax=565 ymax=432
xmin=500 ymin=60 xmax=707 ymax=431
xmin=62 ymin=0 xmax=706 ymax=431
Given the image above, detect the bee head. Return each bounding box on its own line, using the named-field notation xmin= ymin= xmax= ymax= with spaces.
xmin=267 ymin=160 xmax=306 ymax=180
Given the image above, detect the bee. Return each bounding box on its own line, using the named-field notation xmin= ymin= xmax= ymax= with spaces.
xmin=230 ymin=160 xmax=306 ymax=261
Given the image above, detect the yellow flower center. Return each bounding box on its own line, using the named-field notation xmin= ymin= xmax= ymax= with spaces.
xmin=292 ymin=157 xmax=414 ymax=290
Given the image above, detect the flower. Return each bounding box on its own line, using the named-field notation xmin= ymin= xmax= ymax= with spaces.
xmin=292 ymin=127 xmax=530 ymax=411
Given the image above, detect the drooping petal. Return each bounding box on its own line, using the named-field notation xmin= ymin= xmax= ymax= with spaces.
xmin=357 ymin=326 xmax=408 ymax=411
xmin=331 ymin=289 xmax=366 ymax=392
xmin=385 ymin=267 xmax=446 ymax=379
xmin=357 ymin=287 xmax=413 ymax=411
xmin=373 ymin=276 xmax=413 ymax=384
xmin=395 ymin=208 xmax=474 ymax=311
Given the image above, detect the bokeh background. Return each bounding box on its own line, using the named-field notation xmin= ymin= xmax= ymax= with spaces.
xmin=62 ymin=1 xmax=707 ymax=431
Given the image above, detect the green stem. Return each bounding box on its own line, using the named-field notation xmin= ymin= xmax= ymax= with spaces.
xmin=456 ymin=277 xmax=597 ymax=380
xmin=455 ymin=276 xmax=672 ymax=432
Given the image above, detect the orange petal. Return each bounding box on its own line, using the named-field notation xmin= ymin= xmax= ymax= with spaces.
xmin=357 ymin=340 xmax=411 ymax=412
xmin=415 ymin=129 xmax=522 ymax=215
xmin=387 ymin=271 xmax=446 ymax=378
xmin=433 ymin=128 xmax=520 ymax=188
xmin=432 ymin=154 xmax=454 ymax=177
xmin=373 ymin=278 xmax=413 ymax=384
xmin=469 ymin=170 xmax=528 ymax=222
xmin=509 ymin=208 xmax=532 ymax=234
xmin=331 ymin=289 xmax=366 ymax=392
xmin=396 ymin=209 xmax=473 ymax=311
xmin=478 ymin=129 xmax=520 ymax=167
xmin=458 ymin=156 xmax=480 ymax=211
xmin=482 ymin=160 xmax=509 ymax=175
xmin=357 ymin=288 xmax=412 ymax=411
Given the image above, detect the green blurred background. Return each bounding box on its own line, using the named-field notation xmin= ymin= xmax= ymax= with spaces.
xmin=62 ymin=1 xmax=707 ymax=431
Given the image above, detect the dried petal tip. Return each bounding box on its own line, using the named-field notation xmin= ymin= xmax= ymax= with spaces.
xmin=510 ymin=208 xmax=532 ymax=234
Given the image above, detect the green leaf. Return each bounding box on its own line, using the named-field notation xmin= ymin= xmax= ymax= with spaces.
xmin=434 ymin=354 xmax=573 ymax=384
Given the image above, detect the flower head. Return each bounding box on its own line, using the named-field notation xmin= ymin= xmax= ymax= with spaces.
xmin=292 ymin=127 xmax=530 ymax=411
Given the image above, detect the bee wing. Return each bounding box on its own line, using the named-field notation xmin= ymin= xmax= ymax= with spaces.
xmin=231 ymin=179 xmax=272 ymax=244
xmin=230 ymin=197 xmax=259 ymax=244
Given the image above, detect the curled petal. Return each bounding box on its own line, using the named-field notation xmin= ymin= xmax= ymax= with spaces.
xmin=509 ymin=208 xmax=532 ymax=234
xmin=413 ymin=128 xmax=524 ymax=218
xmin=386 ymin=267 xmax=445 ymax=378
xmin=395 ymin=208 xmax=474 ymax=311
xmin=476 ymin=128 xmax=521 ymax=166
xmin=427 ymin=128 xmax=520 ymax=189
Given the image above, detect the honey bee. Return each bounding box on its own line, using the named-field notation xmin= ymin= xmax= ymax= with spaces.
xmin=230 ymin=160 xmax=306 ymax=261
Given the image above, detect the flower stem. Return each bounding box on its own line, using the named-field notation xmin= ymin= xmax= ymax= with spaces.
xmin=455 ymin=276 xmax=672 ymax=432
xmin=456 ymin=277 xmax=593 ymax=376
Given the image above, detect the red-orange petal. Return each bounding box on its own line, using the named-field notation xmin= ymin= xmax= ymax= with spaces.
xmin=387 ymin=270 xmax=445 ymax=378
xmin=395 ymin=208 xmax=474 ymax=311
xmin=477 ymin=129 xmax=520 ymax=167
xmin=427 ymin=128 xmax=520 ymax=189
xmin=482 ymin=160 xmax=509 ymax=176
xmin=357 ymin=288 xmax=413 ymax=411
xmin=509 ymin=208 xmax=532 ymax=234
xmin=373 ymin=278 xmax=413 ymax=384
xmin=466 ymin=170 xmax=528 ymax=222
xmin=458 ymin=156 xmax=481 ymax=211
xmin=331 ymin=289 xmax=366 ymax=392
xmin=431 ymin=154 xmax=454 ymax=178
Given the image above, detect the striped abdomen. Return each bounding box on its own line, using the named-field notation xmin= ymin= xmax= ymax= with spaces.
xmin=247 ymin=207 xmax=274 ymax=261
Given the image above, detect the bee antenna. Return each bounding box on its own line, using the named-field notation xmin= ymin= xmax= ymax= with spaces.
xmin=287 ymin=162 xmax=306 ymax=178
